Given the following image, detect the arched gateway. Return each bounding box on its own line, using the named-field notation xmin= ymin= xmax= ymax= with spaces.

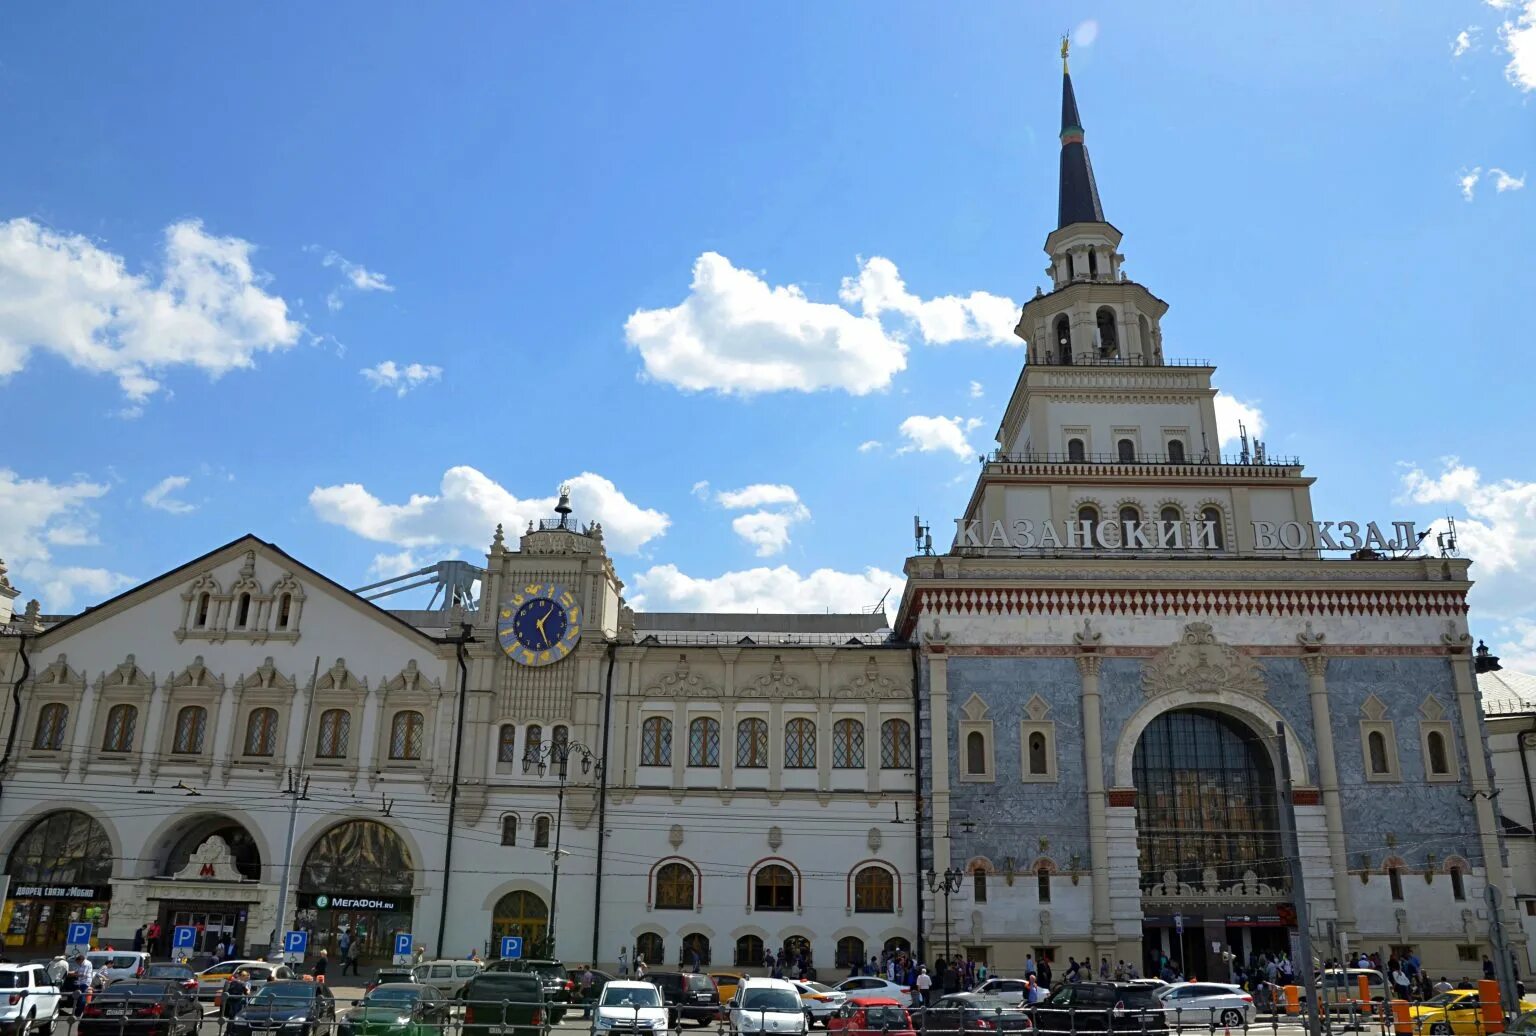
xmin=297 ymin=819 xmax=415 ymax=962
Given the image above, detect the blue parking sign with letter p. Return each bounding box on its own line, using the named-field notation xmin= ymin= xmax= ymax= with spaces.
xmin=394 ymin=934 xmax=413 ymax=956
xmin=65 ymin=922 xmax=92 ymax=951
xmin=284 ymin=930 xmax=309 ymax=955
xmin=172 ymin=925 xmax=197 ymax=949
xmin=500 ymin=936 xmax=523 ymax=960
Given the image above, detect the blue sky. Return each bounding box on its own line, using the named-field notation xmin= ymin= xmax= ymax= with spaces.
xmin=3 ymin=3 xmax=1535 ymax=664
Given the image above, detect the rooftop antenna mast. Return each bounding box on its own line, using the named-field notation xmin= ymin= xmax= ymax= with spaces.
xmin=913 ymin=516 xmax=933 ymax=556
xmin=1238 ymin=421 xmax=1251 ymax=465
xmin=1438 ymin=516 xmax=1460 ymax=557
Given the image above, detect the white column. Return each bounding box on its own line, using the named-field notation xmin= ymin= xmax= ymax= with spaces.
xmin=1076 ymin=651 xmax=1114 ymax=958
xmin=1301 ymin=648 xmax=1357 ymax=937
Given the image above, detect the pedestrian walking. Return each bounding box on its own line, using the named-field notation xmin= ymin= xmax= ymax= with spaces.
xmin=618 ymin=947 xmax=629 ymax=978
xmin=314 ymin=949 xmax=328 ymax=981
xmin=222 ymin=970 xmax=250 ymax=1023
xmin=346 ymin=937 xmax=361 ymax=977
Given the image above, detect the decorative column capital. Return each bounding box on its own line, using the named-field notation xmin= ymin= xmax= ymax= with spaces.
xmin=1074 ymin=618 xmax=1103 ymax=677
xmin=1075 ymin=654 xmax=1103 ymax=677
xmin=1300 ymin=653 xmax=1329 ymax=678
xmin=1298 ymin=621 xmax=1328 ymax=678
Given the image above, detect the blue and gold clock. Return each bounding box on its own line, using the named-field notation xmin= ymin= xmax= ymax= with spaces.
xmin=498 ymin=582 xmax=581 ymax=667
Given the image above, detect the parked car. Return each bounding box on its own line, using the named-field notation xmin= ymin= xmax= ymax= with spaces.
xmin=1155 ymin=983 xmax=1253 ymax=1029
xmin=195 ymin=960 xmax=294 ymax=999
xmin=593 ymin=980 xmax=671 ymax=1034
xmin=461 ymin=971 xmax=545 ymax=1036
xmin=925 ymin=994 xmax=1032 ymax=1035
xmin=410 ymin=959 xmax=484 ymax=999
xmin=77 ymin=979 xmax=202 ymax=1036
xmin=832 ymin=977 xmax=914 ymax=1008
xmin=791 ymin=981 xmax=847 ymax=1027
xmin=369 ymin=969 xmax=417 ymax=994
xmin=647 ymin=972 xmax=721 ymax=1026
xmin=1313 ymin=969 xmax=1387 ymax=1008
xmin=731 ymin=978 xmax=810 ymax=1036
xmin=711 ymin=974 xmax=747 ymax=1005
xmin=827 ymin=996 xmax=915 ymax=1036
xmin=968 ymin=980 xmax=1033 ymax=1008
xmin=568 ymin=967 xmax=616 ymax=1017
xmin=86 ymin=952 xmax=148 ymax=984
xmin=1506 ymin=1009 xmax=1536 ymax=1036
xmin=142 ymin=964 xmax=198 ymax=996
xmin=226 ymin=980 xmax=336 ymax=1036
xmin=0 ymin=962 xmax=63 ymax=1036
xmin=1032 ymin=981 xmax=1170 ymax=1035
xmin=1409 ymin=990 xmax=1508 ymax=1036
xmin=491 ymin=959 xmax=575 ymax=1023
xmin=336 ymin=983 xmax=451 ymax=1036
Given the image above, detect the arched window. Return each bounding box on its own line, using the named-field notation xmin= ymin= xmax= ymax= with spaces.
xmin=6 ymin=810 xmax=113 ymax=888
xmin=243 ymin=707 xmax=278 ymax=756
xmin=853 ymin=866 xmax=895 ymax=913
xmin=316 ymin=709 xmax=350 ymax=758
xmin=881 ymin=719 xmax=912 ymax=769
xmin=966 ymin=730 xmax=987 ymax=775
xmin=277 ymin=593 xmax=292 ymax=628
xmin=1200 ymin=506 xmax=1226 ymax=549
xmin=32 ymin=703 xmax=68 ymax=751
xmin=1119 ymin=505 xmax=1141 ymax=544
xmin=784 ymin=718 xmax=816 ymax=768
xmin=735 ymin=934 xmax=765 ymax=967
xmin=389 ymin=710 xmax=424 ymax=760
xmin=1028 ymin=731 xmax=1050 ymax=775
xmin=655 ymin=862 xmax=695 ymax=909
xmin=836 ymin=936 xmax=867 ymax=969
xmin=754 ymin=864 xmax=794 ymax=911
xmin=682 ymin=933 xmax=710 ymax=969
xmin=172 ymin=705 xmax=207 ymax=754
xmin=641 ymin=716 xmax=672 ymax=766
xmin=973 ymin=867 xmax=988 ymax=903
xmin=688 ymin=717 xmax=720 ymax=767
xmin=635 ymin=933 xmax=665 ymax=968
xmin=1067 ymin=437 xmax=1086 ymax=462
xmin=1160 ymin=505 xmax=1182 ymax=526
xmin=1427 ymin=731 xmax=1451 ymax=776
xmin=1139 ymin=314 xmax=1153 ymax=358
xmin=1159 ymin=505 xmax=1183 ymax=548
xmin=490 ymin=890 xmax=547 ymax=951
xmin=524 ymin=724 xmax=543 ymax=764
xmin=1054 ymin=315 xmax=1072 ymax=365
xmin=1368 ymin=730 xmax=1390 ymax=775
xmin=102 ymin=703 xmax=136 ymax=752
xmin=500 ymin=815 xmax=518 ymax=846
xmin=534 ymin=815 xmax=551 ymax=848
xmin=1451 ymin=865 xmax=1466 ymax=901
xmin=1117 ymin=438 xmax=1136 ymax=463
xmin=1087 ymin=247 xmax=1099 ymax=278
xmin=301 ymin=818 xmax=414 ymax=897
xmin=552 ymin=724 xmax=569 ymax=758
xmin=498 ymin=724 xmax=518 ymax=764
xmin=195 ymin=592 xmax=211 ymax=628
xmin=832 ymin=718 xmax=865 ymax=768
xmin=1077 ymin=505 xmax=1099 ymax=548
xmin=1167 ymin=440 xmax=1186 ymax=464
xmin=1096 ymin=306 xmax=1118 ymax=356
xmin=884 ymin=937 xmax=912 ymax=957
xmin=235 ymin=592 xmax=251 ymax=628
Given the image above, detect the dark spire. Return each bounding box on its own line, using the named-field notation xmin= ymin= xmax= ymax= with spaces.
xmin=1057 ymin=38 xmax=1105 ymax=229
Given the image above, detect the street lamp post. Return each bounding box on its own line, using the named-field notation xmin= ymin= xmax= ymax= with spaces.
xmin=925 ymin=868 xmax=963 ymax=963
xmin=523 ymin=736 xmax=603 ymax=956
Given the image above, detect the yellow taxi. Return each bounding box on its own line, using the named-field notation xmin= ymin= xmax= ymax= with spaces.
xmin=708 ymin=972 xmax=746 ymax=1004
xmin=1411 ymin=990 xmax=1536 ymax=1035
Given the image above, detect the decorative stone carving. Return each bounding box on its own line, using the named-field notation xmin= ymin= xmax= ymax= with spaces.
xmin=1144 ymin=867 xmax=1279 ymax=902
xmin=38 ymin=653 xmax=84 ymax=687
xmin=1420 ymin=696 xmax=1447 ymax=721
xmin=1442 ymin=621 xmax=1473 ymax=653
xmin=1361 ymin=694 xmax=1388 ymax=721
xmin=767 ymin=825 xmax=783 ymax=850
xmin=646 ymin=656 xmax=719 ymax=698
xmin=669 ymin=824 xmax=684 ymax=849
xmin=960 ymin=694 xmax=989 ymax=721
xmin=1073 ymin=618 xmax=1102 ymax=651
xmin=923 ymin=618 xmax=951 ymax=648
xmin=171 ymin=657 xmax=224 ymax=691
xmin=1142 ymin=623 xmax=1266 ymax=700
xmin=235 ymin=657 xmax=296 ymax=696
xmin=1025 ymin=695 xmax=1051 ymax=721
xmin=172 ymin=836 xmax=244 ymax=882
xmin=1039 ymin=909 xmax=1052 ymax=943
xmin=867 ymin=827 xmax=882 ymax=852
xmin=383 ymin=660 xmax=440 ymax=697
xmin=101 ymin=654 xmax=154 ymax=690
xmin=316 ymin=658 xmax=368 ymax=694
xmin=741 ymin=657 xmax=812 ymax=698
xmin=840 ymin=657 xmax=905 ymax=699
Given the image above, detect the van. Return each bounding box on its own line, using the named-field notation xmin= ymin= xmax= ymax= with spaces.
xmin=1316 ymin=969 xmax=1387 ymax=1009
xmin=461 ymin=971 xmax=545 ymax=1036
xmin=730 ymin=978 xmax=809 ymax=1036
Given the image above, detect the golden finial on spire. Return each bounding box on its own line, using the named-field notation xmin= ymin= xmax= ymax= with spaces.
xmin=1061 ymin=34 xmax=1070 ymax=73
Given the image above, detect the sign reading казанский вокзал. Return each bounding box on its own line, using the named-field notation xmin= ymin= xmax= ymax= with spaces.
xmin=953 ymin=517 xmax=1424 ymax=554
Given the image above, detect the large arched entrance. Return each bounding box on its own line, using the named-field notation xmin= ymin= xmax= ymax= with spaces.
xmin=4 ymin=810 xmax=114 ymax=954
xmin=490 ymin=891 xmax=548 ymax=957
xmin=297 ymin=820 xmax=414 ymax=963
xmin=146 ymin=814 xmax=264 ymax=956
xmin=1133 ymin=709 xmax=1285 ymax=980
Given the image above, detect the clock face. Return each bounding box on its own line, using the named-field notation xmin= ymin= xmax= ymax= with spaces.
xmin=498 ymin=582 xmax=581 ymax=667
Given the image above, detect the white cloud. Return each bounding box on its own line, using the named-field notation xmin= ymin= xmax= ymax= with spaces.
xmin=0 ymin=218 xmax=302 ymax=402
xmin=319 ymin=250 xmax=394 ymax=310
xmin=969 ymin=380 xmax=984 ymax=398
xmin=143 ymin=475 xmax=195 ymax=514
xmin=629 ymin=563 xmax=901 ymax=618
xmin=690 ymin=480 xmax=712 ymax=501
xmin=0 ymin=468 xmax=132 ymax=610
xmin=1491 ymin=167 xmax=1527 ymax=192
xmin=360 ymin=360 xmax=443 ymax=396
xmin=840 ymin=256 xmax=1019 ymax=346
xmin=1072 ymin=19 xmax=1099 ymax=47
xmin=625 ymin=252 xmax=907 ymax=396
xmin=1489 ymin=0 xmax=1518 ymax=9
xmin=1213 ymin=392 xmax=1265 ymax=449
xmin=1500 ymin=0 xmax=1536 ymax=90
xmin=897 ymin=415 xmax=981 ymax=460
xmin=713 ymin=483 xmax=810 ymax=556
xmin=368 ymin=549 xmax=426 ymax=580
xmin=716 ymin=483 xmax=801 ymax=509
xmin=857 ymin=440 xmax=883 ymax=454
xmin=310 ymin=467 xmax=669 ymax=555
xmin=1453 ymin=28 xmax=1477 ymax=57
xmin=1459 ymin=167 xmax=1483 ymax=201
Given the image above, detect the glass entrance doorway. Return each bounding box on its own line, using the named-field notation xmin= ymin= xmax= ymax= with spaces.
xmin=158 ymin=904 xmax=247 ymax=956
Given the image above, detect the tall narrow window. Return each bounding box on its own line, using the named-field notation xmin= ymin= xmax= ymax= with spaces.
xmin=1077 ymin=505 xmax=1099 ymax=548
xmin=195 ymin=592 xmax=211 ymax=628
xmin=236 ymin=592 xmax=251 ymax=628
xmin=1167 ymin=440 xmax=1186 ymax=464
xmin=32 ymin=703 xmax=68 ymax=751
xmin=498 ymin=724 xmax=518 ymax=764
xmin=881 ymin=719 xmax=912 ymax=769
xmin=552 ymin=724 xmax=569 ymax=763
xmin=832 ymin=718 xmax=865 ymax=768
xmin=1200 ymin=506 xmax=1226 ymax=549
xmin=966 ymin=731 xmax=987 ymax=775
xmin=524 ymin=724 xmax=543 ymax=764
xmin=1119 ymin=505 xmax=1141 ymax=546
xmin=1117 ymin=438 xmax=1136 ymax=463
xmin=641 ymin=717 xmax=672 ymax=766
xmin=1451 ymin=866 xmax=1466 ymax=901
xmin=389 ymin=710 xmax=424 ymax=760
xmin=1067 ymin=438 xmax=1086 ymax=462
xmin=1427 ymin=731 xmax=1451 ymax=776
xmin=316 ymin=709 xmax=351 ymax=758
xmin=736 ymin=718 xmax=768 ymax=768
xmin=500 ymin=815 xmax=518 ymax=846
xmin=1368 ymin=730 xmax=1390 ymax=775
xmin=1388 ymin=867 xmax=1404 ymax=902
xmin=688 ymin=717 xmax=721 ymax=766
xmin=1087 ymin=247 xmax=1099 ymax=278
xmin=1037 ymin=869 xmax=1052 ymax=903
xmin=244 ymin=707 xmax=278 ymax=756
xmin=172 ymin=706 xmax=208 ymax=754
xmin=973 ymin=868 xmax=988 ymax=903
xmin=784 ymin=718 xmax=817 ymax=768
xmin=1028 ymin=731 xmax=1049 ymax=775
xmin=102 ymin=704 xmax=137 ymax=752
xmin=1095 ymin=306 xmax=1117 ymax=356
xmin=1054 ymin=315 xmax=1072 ymax=365
xmin=534 ymin=815 xmax=551 ymax=848
xmin=277 ymin=593 xmax=292 ymax=628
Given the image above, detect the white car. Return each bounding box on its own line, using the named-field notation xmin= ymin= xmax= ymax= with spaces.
xmin=86 ymin=951 xmax=148 ymax=983
xmin=969 ymin=979 xmax=1031 ymax=1007
xmin=1156 ymin=982 xmax=1254 ymax=1028
xmin=731 ymin=978 xmax=810 ymax=1035
xmin=791 ymin=981 xmax=846 ymax=1026
xmin=0 ymin=963 xmax=63 ymax=1036
xmin=832 ymin=977 xmax=914 ymax=1008
xmin=593 ymin=979 xmax=671 ymax=1034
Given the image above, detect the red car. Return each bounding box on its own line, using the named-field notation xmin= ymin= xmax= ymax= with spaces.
xmin=828 ymin=996 xmax=917 ymax=1036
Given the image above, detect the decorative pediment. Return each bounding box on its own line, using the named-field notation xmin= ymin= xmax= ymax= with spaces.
xmin=37 ymin=653 xmax=85 ymax=688
xmin=740 ymin=656 xmax=814 ymax=698
xmin=1361 ymin=694 xmax=1388 ymax=721
xmin=100 ymin=654 xmax=154 ymax=690
xmin=645 ymin=656 xmax=719 ymax=697
xmin=229 ymin=550 xmax=262 ymax=594
xmin=1142 ymin=623 xmax=1266 ymax=700
xmin=172 ymin=835 xmax=245 ymax=882
xmin=235 ymin=657 xmax=296 ymax=695
xmin=839 ymin=656 xmax=905 ymax=699
xmin=181 ymin=571 xmax=223 ymax=600
xmin=960 ymin=693 xmax=989 ymax=721
xmin=383 ymin=660 xmax=440 ymax=696
xmin=316 ymin=658 xmax=368 ymax=694
xmin=1420 ymin=696 xmax=1447 ymax=721
xmin=270 ymin=571 xmax=305 ymax=600
xmin=1025 ymin=694 xmax=1052 ymax=721
xmin=171 ymin=656 xmax=226 ymax=692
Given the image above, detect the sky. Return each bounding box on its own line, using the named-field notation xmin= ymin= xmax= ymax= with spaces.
xmin=2 ymin=3 xmax=1535 ymax=666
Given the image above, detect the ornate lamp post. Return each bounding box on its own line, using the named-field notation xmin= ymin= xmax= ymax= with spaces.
xmin=925 ymin=867 xmax=963 ymax=963
xmin=523 ymin=736 xmax=603 ymax=955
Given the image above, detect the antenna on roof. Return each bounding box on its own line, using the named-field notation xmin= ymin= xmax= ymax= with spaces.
xmin=1438 ymin=516 xmax=1460 ymax=557
xmin=872 ymin=588 xmax=891 ymax=615
xmin=913 ymin=516 xmax=933 ymax=556
xmin=1238 ymin=422 xmax=1251 ymax=465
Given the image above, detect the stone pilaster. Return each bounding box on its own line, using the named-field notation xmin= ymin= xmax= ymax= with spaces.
xmin=1074 ymin=620 xmax=1114 ymax=959
xmin=1298 ymin=625 xmax=1357 ymax=940
xmin=1445 ymin=629 xmax=1509 ymax=892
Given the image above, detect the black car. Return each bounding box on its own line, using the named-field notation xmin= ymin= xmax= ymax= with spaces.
xmin=462 ymin=972 xmax=546 ymax=1036
xmin=646 ymin=972 xmax=721 ymax=1026
xmin=78 ymin=979 xmax=203 ymax=1036
xmin=926 ymin=995 xmax=1033 ymax=1034
xmin=227 ymin=980 xmax=336 ymax=1036
xmin=1033 ymin=982 xmax=1169 ymax=1035
xmin=142 ymin=964 xmax=198 ymax=997
xmin=487 ymin=959 xmax=572 ymax=1023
